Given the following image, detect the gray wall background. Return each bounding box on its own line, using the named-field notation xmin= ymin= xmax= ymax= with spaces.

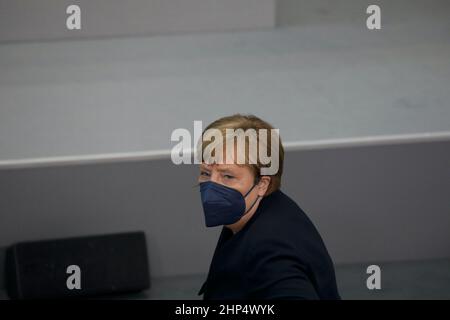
xmin=277 ymin=0 xmax=450 ymax=26
xmin=0 ymin=0 xmax=275 ymax=42
xmin=1 ymin=140 xmax=449 ymax=278
xmin=1 ymin=1 xmax=450 ymax=164
xmin=2 ymin=0 xmax=449 ymax=43
xmin=0 ymin=0 xmax=449 ymax=283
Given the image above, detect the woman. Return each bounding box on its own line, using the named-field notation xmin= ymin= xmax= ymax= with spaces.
xmin=197 ymin=114 xmax=340 ymax=300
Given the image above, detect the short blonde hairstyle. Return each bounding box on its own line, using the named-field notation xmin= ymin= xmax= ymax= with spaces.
xmin=200 ymin=114 xmax=284 ymax=196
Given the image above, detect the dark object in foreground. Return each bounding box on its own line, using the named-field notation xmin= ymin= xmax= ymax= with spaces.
xmin=5 ymin=231 xmax=150 ymax=299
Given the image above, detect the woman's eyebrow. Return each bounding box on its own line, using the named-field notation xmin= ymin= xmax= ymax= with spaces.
xmin=215 ymin=167 xmax=236 ymax=174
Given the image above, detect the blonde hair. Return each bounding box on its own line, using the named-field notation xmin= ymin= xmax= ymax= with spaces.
xmin=200 ymin=114 xmax=284 ymax=196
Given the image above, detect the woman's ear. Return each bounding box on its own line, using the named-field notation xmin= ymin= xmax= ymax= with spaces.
xmin=257 ymin=176 xmax=271 ymax=197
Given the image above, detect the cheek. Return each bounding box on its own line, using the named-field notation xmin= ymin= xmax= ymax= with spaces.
xmin=235 ymin=177 xmax=254 ymax=194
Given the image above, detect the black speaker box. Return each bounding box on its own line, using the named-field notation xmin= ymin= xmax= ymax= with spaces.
xmin=5 ymin=231 xmax=150 ymax=299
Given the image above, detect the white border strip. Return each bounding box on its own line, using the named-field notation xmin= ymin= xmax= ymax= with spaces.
xmin=282 ymin=131 xmax=450 ymax=151
xmin=1 ymin=131 xmax=449 ymax=170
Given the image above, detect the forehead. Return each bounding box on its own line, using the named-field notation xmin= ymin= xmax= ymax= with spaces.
xmin=200 ymin=134 xmax=259 ymax=165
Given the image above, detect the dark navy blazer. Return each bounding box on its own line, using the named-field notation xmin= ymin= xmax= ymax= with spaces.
xmin=198 ymin=189 xmax=341 ymax=300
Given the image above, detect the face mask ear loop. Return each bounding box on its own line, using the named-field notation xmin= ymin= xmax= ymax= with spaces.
xmin=242 ymin=176 xmax=262 ymax=215
xmin=243 ymin=183 xmax=257 ymax=198
xmin=243 ymin=175 xmax=261 ymax=198
xmin=243 ymin=194 xmax=261 ymax=215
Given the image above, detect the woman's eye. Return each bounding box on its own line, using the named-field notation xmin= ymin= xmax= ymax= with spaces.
xmin=200 ymin=171 xmax=210 ymax=177
xmin=224 ymin=174 xmax=234 ymax=179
